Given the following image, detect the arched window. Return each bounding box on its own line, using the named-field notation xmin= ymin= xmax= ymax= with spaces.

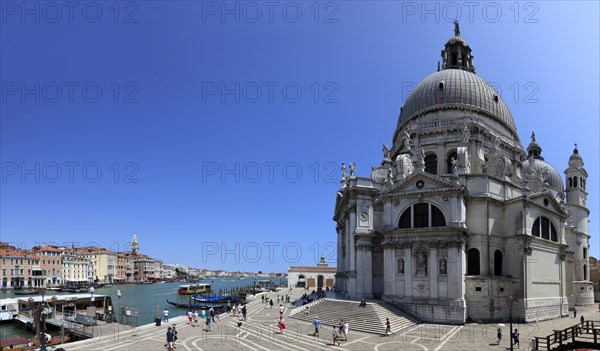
xmin=574 ymin=176 xmax=578 ymax=188
xmin=532 ymin=217 xmax=558 ymax=242
xmin=583 ymin=265 xmax=587 ymax=280
xmin=467 ymin=248 xmax=480 ymax=275
xmin=494 ymin=250 xmax=503 ymax=276
xmin=399 ymin=207 xmax=412 ymax=229
xmin=398 ymin=203 xmax=446 ymax=229
xmin=447 ymin=151 xmax=458 ymax=174
xmin=569 ymin=177 xmax=572 ymax=188
xmin=582 ymin=179 xmax=586 ymax=190
xmin=583 ymin=247 xmax=587 ymax=259
xmin=425 ymin=154 xmax=438 ymax=175
xmin=431 ymin=206 xmax=445 ymax=227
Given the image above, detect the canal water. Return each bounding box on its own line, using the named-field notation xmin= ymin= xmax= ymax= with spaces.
xmin=0 ymin=277 xmax=286 ymax=339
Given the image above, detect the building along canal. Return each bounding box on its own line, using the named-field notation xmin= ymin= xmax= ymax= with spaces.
xmin=0 ymin=277 xmax=286 ymax=339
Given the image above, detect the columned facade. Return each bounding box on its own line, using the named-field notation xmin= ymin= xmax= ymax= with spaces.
xmin=333 ymin=23 xmax=592 ymax=324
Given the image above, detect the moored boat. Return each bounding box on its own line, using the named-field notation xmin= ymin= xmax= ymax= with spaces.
xmin=13 ymin=289 xmax=39 ymax=296
xmin=0 ymin=298 xmax=19 ymax=321
xmin=191 ymin=294 xmax=239 ymax=303
xmin=178 ymin=283 xmax=211 ymax=295
xmin=166 ymin=299 xmax=223 ymax=310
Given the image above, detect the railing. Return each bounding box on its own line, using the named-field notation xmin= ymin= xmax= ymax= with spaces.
xmin=534 ymin=320 xmax=600 ymax=350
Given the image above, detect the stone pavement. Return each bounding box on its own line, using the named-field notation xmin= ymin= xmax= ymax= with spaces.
xmin=50 ymin=290 xmax=600 ymax=351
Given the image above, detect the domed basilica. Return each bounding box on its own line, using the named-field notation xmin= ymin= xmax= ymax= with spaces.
xmin=333 ymin=23 xmax=593 ymax=323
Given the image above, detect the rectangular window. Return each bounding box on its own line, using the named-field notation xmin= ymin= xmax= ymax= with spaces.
xmin=541 ymin=218 xmax=550 ymax=240
xmin=414 ymin=203 xmax=429 ymax=228
xmin=583 ymin=248 xmax=587 ymax=259
xmin=475 ymin=287 xmax=482 ymax=292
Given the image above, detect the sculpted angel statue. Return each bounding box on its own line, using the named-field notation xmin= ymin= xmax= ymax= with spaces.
xmin=349 ymin=162 xmax=356 ymax=176
xmin=382 ymin=144 xmax=390 ymax=160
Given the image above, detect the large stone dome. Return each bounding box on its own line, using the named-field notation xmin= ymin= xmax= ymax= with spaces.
xmin=397 ymin=69 xmax=516 ymax=135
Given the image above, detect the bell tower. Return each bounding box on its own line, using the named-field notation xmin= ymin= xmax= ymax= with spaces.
xmin=564 ymin=144 xmax=593 ymax=305
xmin=131 ymin=232 xmax=139 ymax=255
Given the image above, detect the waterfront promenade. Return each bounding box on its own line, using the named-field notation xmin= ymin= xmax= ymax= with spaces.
xmin=53 ymin=289 xmax=600 ymax=351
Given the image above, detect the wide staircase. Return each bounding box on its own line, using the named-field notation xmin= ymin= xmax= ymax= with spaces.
xmin=289 ymin=298 xmax=420 ymax=335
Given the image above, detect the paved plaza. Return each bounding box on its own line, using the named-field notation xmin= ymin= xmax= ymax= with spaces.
xmin=52 ymin=289 xmax=600 ymax=351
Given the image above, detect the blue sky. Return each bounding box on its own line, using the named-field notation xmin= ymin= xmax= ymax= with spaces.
xmin=1 ymin=1 xmax=599 ymax=272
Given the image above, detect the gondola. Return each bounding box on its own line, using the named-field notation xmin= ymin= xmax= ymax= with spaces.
xmin=191 ymin=294 xmax=240 ymax=303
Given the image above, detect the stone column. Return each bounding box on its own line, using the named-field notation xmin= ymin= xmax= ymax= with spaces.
xmin=382 ymin=241 xmax=395 ymax=301
xmin=437 ymin=143 xmax=446 ymax=175
xmin=356 ymin=240 xmax=374 ymax=299
xmin=384 ymin=200 xmax=393 ymax=228
xmin=448 ymin=241 xmax=464 ymax=299
xmin=404 ymin=243 xmax=413 ymax=298
xmin=337 ymin=227 xmax=344 ymax=274
xmin=349 ymin=210 xmax=357 ymax=272
xmin=430 ymin=244 xmax=438 ymax=299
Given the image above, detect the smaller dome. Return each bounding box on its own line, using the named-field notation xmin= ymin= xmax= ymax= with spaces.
xmin=522 ymin=158 xmax=564 ymax=193
xmin=568 ymin=145 xmax=584 ymax=168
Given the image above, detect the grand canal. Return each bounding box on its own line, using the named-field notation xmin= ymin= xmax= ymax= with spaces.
xmin=0 ymin=277 xmax=286 ymax=339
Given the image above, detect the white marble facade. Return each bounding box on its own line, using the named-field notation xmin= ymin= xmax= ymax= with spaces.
xmin=333 ymin=24 xmax=593 ymax=324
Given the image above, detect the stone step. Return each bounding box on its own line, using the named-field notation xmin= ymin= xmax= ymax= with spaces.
xmin=289 ymin=299 xmax=420 ymax=335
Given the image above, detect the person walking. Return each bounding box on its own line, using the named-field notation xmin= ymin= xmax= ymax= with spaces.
xmin=279 ymin=304 xmax=285 ymax=318
xmin=163 ymin=308 xmax=169 ymax=322
xmin=215 ymin=310 xmax=220 ymax=322
xmin=269 ymin=299 xmax=274 ymax=309
xmin=193 ymin=310 xmax=199 ymax=327
xmin=574 ymin=306 xmax=578 ymax=318
xmin=242 ymin=305 xmax=247 ymax=321
xmin=342 ymin=321 xmax=349 ymax=341
xmin=580 ymin=315 xmax=585 ymax=326
xmin=313 ymin=316 xmax=321 ymax=337
xmin=205 ymin=314 xmax=212 ymax=331
xmin=187 ymin=310 xmax=192 ymax=325
xmin=166 ymin=327 xmax=175 ymax=351
xmin=496 ymin=327 xmax=502 ymax=345
xmin=237 ymin=304 xmax=243 ymax=317
xmin=332 ymin=326 xmax=340 ymax=346
xmin=512 ymin=329 xmax=520 ymax=349
xmin=278 ymin=317 xmax=286 ymax=334
xmin=171 ymin=324 xmax=178 ymax=349
xmin=209 ymin=307 xmax=215 ymax=322
xmin=385 ymin=318 xmax=393 ymax=336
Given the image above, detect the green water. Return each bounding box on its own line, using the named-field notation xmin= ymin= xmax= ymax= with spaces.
xmin=0 ymin=277 xmax=286 ymax=339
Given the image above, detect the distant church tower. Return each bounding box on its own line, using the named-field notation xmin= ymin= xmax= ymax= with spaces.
xmin=564 ymin=145 xmax=594 ymax=304
xmin=131 ymin=233 xmax=139 ymax=255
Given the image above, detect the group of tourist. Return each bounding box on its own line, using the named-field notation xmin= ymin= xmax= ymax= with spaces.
xmin=331 ymin=322 xmax=348 ymax=346
xmin=330 ymin=319 xmax=350 ymax=345
xmin=185 ymin=308 xmax=220 ymax=328
xmin=496 ymin=327 xmax=520 ymax=348
xmin=165 ymin=324 xmax=177 ymax=351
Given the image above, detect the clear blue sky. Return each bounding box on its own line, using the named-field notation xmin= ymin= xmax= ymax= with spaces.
xmin=1 ymin=1 xmax=599 ymax=272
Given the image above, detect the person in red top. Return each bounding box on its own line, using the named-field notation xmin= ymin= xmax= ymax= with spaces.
xmin=278 ymin=317 xmax=286 ymax=334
